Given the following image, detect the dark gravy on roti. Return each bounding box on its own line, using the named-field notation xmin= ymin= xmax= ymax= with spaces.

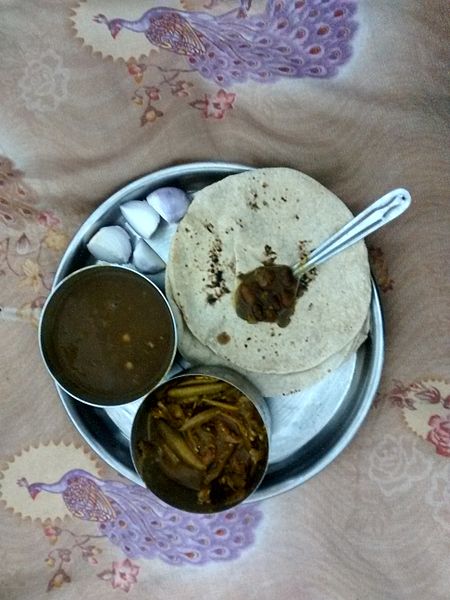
xmin=42 ymin=266 xmax=175 ymax=404
xmin=235 ymin=264 xmax=303 ymax=328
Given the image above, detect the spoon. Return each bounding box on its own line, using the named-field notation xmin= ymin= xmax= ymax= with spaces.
xmin=292 ymin=188 xmax=411 ymax=279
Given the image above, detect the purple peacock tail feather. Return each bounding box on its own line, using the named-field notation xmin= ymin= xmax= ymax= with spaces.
xmin=18 ymin=469 xmax=263 ymax=566
xmin=186 ymin=0 xmax=358 ymax=85
xmin=94 ymin=0 xmax=358 ymax=86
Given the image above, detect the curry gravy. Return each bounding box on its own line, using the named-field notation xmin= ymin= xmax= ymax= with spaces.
xmin=41 ymin=266 xmax=175 ymax=405
xmin=235 ymin=264 xmax=303 ymax=328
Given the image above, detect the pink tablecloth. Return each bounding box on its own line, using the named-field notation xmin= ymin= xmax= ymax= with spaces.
xmin=1 ymin=1 xmax=449 ymax=598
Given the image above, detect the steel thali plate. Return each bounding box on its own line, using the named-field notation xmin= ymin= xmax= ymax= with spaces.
xmin=53 ymin=162 xmax=384 ymax=502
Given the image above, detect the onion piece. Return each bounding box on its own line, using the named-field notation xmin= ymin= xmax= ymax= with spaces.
xmin=132 ymin=238 xmax=165 ymax=273
xmin=146 ymin=187 xmax=189 ymax=223
xmin=120 ymin=200 xmax=160 ymax=238
xmin=87 ymin=225 xmax=131 ymax=264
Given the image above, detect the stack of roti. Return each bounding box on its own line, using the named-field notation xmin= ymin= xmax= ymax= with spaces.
xmin=165 ymin=168 xmax=371 ymax=397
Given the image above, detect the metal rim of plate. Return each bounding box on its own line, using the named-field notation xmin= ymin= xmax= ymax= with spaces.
xmin=52 ymin=162 xmax=384 ymax=503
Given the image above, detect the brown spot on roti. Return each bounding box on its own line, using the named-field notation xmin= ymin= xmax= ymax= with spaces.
xmin=216 ymin=332 xmax=231 ymax=345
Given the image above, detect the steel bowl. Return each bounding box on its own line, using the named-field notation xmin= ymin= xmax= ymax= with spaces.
xmin=39 ymin=264 xmax=177 ymax=407
xmin=131 ymin=365 xmax=271 ymax=513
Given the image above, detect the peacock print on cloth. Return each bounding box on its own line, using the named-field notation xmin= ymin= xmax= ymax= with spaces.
xmin=18 ymin=469 xmax=263 ymax=566
xmin=92 ymin=0 xmax=358 ymax=85
xmin=70 ymin=0 xmax=360 ymax=123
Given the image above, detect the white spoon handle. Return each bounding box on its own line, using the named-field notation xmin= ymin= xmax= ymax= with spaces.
xmin=292 ymin=188 xmax=411 ymax=278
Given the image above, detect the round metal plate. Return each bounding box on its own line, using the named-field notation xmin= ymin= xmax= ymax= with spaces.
xmin=52 ymin=162 xmax=384 ymax=502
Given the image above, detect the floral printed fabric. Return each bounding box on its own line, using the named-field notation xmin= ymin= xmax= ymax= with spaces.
xmin=0 ymin=1 xmax=449 ymax=599
xmin=18 ymin=49 xmax=69 ymax=114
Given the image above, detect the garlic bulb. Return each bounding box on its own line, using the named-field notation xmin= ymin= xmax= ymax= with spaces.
xmin=132 ymin=238 xmax=165 ymax=273
xmin=146 ymin=187 xmax=189 ymax=223
xmin=120 ymin=200 xmax=160 ymax=239
xmin=87 ymin=226 xmax=131 ymax=263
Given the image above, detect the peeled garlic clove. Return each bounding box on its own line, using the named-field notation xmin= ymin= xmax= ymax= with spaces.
xmin=87 ymin=226 xmax=131 ymax=263
xmin=132 ymin=238 xmax=165 ymax=274
xmin=120 ymin=200 xmax=160 ymax=239
xmin=146 ymin=187 xmax=189 ymax=223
